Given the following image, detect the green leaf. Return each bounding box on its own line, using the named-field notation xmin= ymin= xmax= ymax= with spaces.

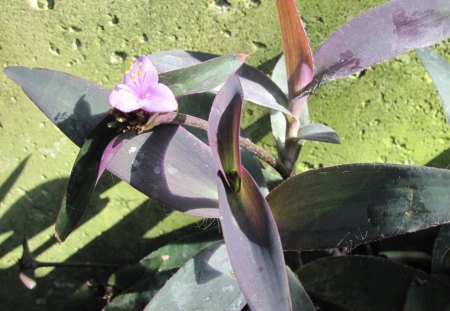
xmin=432 ymin=224 xmax=450 ymax=274
xmin=106 ymin=272 xmax=172 ymax=311
xmin=159 ymin=54 xmax=247 ymax=97
xmin=298 ymin=256 xmax=450 ymax=311
xmin=149 ymin=50 xmax=293 ymax=119
xmin=403 ymin=278 xmax=436 ymax=311
xmin=267 ymin=163 xmax=450 ymax=250
xmin=287 ymin=267 xmax=315 ymax=311
xmin=143 ymin=232 xmax=220 ymax=273
xmin=241 ymin=149 xmax=268 ymax=196
xmin=297 ymin=123 xmax=340 ymax=144
xmin=416 ymin=47 xmax=450 ymax=125
xmin=108 ymin=230 xmax=220 ymax=291
xmin=55 ymin=115 xmax=119 ymax=242
xmin=144 ymin=242 xmax=245 ymax=311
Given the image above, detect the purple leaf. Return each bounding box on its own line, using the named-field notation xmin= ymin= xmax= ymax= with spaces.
xmin=267 ymin=163 xmax=450 ymax=250
xmin=4 ymin=67 xmax=109 ymax=146
xmin=276 ymin=0 xmax=313 ymax=100
xmin=208 ymin=75 xmax=243 ymax=189
xmin=209 ymin=77 xmax=290 ymax=310
xmin=107 ymin=125 xmax=220 ymax=218
xmin=217 ymin=168 xmax=291 ymax=311
xmin=309 ymin=0 xmax=450 ymax=93
xmin=97 ymin=131 xmax=136 ymax=184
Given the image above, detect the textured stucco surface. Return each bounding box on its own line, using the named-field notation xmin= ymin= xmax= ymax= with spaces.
xmin=0 ymin=0 xmax=449 ymax=309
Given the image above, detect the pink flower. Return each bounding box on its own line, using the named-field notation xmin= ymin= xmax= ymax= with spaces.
xmin=109 ymin=55 xmax=178 ymax=113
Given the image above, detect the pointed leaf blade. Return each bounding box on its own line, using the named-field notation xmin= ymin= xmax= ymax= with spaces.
xmin=267 ymin=163 xmax=450 ymax=250
xmin=144 ymin=242 xmax=245 ymax=311
xmin=311 ymin=0 xmax=450 ymax=91
xmin=208 ymin=75 xmax=243 ymax=187
xmin=416 ymin=47 xmax=450 ymax=125
xmin=217 ymin=168 xmax=291 ymax=311
xmin=159 ymin=53 xmax=247 ymax=97
xmin=276 ymin=0 xmax=313 ymax=100
xmin=297 ymin=123 xmax=340 ymax=144
xmin=4 ymin=67 xmax=110 ymax=146
xmin=287 ymin=267 xmax=315 ymax=311
xmin=55 ymin=115 xmax=119 ymax=242
xmin=149 ymin=50 xmax=292 ymax=118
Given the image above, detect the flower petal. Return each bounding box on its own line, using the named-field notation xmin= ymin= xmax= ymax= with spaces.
xmin=109 ymin=84 xmax=143 ymax=113
xmin=141 ymin=83 xmax=178 ymax=113
xmin=124 ymin=55 xmax=158 ymax=95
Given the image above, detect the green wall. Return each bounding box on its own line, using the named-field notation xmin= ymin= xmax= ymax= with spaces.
xmin=0 ymin=0 xmax=449 ymax=309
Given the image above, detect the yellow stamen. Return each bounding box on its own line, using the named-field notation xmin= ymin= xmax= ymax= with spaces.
xmin=137 ymin=68 xmax=143 ymax=77
xmin=132 ymin=73 xmax=136 ymax=81
xmin=125 ymin=62 xmax=134 ymax=75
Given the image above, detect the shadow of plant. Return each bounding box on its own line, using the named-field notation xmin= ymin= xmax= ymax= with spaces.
xmin=0 ymin=163 xmax=219 ymax=310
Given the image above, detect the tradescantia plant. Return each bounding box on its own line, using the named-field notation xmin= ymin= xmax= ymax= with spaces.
xmin=4 ymin=0 xmax=450 ymax=310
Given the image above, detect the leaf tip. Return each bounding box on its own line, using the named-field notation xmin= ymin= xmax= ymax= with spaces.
xmin=54 ymin=230 xmax=65 ymax=244
xmin=236 ymin=53 xmax=250 ymax=62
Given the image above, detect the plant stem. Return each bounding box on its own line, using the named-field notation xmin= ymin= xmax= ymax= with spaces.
xmin=37 ymin=261 xmax=123 ymax=269
xmin=150 ymin=112 xmax=291 ymax=179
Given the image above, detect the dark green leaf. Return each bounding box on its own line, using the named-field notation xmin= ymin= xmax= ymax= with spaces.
xmin=159 ymin=54 xmax=246 ymax=97
xmin=106 ymin=272 xmax=172 ymax=311
xmin=55 ymin=115 xmax=119 ymax=242
xmin=144 ymin=242 xmax=245 ymax=311
xmin=267 ymin=163 xmax=450 ymax=250
xmin=403 ymin=278 xmax=436 ymax=311
xmin=287 ymin=267 xmax=315 ymax=311
xmin=298 ymin=256 xmax=450 ymax=311
xmin=416 ymin=47 xmax=450 ymax=125
xmin=241 ymin=149 xmax=268 ymax=196
xmin=108 ymin=230 xmax=220 ymax=291
xmin=432 ymin=224 xmax=450 ymax=274
xmin=149 ymin=50 xmax=292 ymax=118
xmin=143 ymin=232 xmax=220 ymax=273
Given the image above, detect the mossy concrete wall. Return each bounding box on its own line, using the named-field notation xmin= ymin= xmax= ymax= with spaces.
xmin=0 ymin=0 xmax=449 ymax=309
